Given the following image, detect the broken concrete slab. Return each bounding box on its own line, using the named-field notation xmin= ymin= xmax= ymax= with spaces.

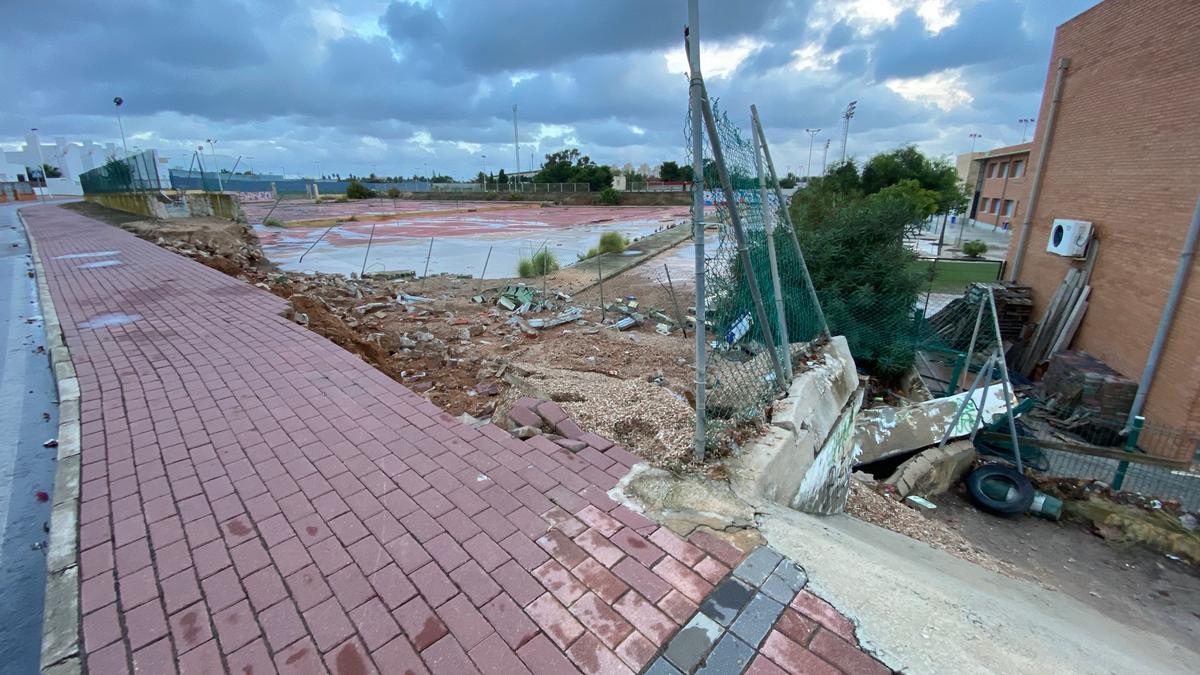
xmin=791 ymin=388 xmax=866 ymax=515
xmin=507 ymin=405 xmax=542 ymax=429
xmin=855 ymin=385 xmax=1014 ymax=465
xmin=727 ymin=337 xmax=859 ymax=509
xmin=884 ymin=440 xmax=977 ymax=499
xmin=535 ymin=400 xmax=568 ymax=426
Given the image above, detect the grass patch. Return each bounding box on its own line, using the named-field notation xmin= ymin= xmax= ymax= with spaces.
xmin=912 ymin=258 xmax=1003 ymax=293
xmin=263 ymin=217 xmax=284 ymax=228
xmin=517 ymin=249 xmax=560 ymax=277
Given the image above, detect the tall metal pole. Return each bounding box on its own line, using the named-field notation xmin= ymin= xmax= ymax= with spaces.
xmin=821 ymin=139 xmax=830 ymax=174
xmin=31 ymin=128 xmax=47 ymax=202
xmin=113 ymin=97 xmax=128 ymax=156
xmin=512 ymin=105 xmax=520 ymax=174
xmin=839 ymin=101 xmax=856 ymax=164
xmin=207 ymin=139 xmax=224 ymax=192
xmin=804 ymin=128 xmax=819 ymax=179
xmin=751 ymin=106 xmax=830 ymax=337
xmin=687 ymin=0 xmax=707 ymax=461
xmin=753 ymin=121 xmax=792 ymax=379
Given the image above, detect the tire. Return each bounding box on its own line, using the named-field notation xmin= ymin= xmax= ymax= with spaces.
xmin=966 ymin=464 xmax=1034 ymax=516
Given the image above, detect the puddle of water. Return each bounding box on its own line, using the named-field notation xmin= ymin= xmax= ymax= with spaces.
xmin=53 ymin=250 xmax=121 ymax=260
xmin=80 ymin=313 xmax=142 ymax=329
xmin=259 ymin=212 xmax=683 ymax=279
xmin=78 ymin=260 xmax=122 ymax=269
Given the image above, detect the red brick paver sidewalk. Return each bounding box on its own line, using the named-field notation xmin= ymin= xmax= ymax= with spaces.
xmin=25 ymin=204 xmax=748 ymax=674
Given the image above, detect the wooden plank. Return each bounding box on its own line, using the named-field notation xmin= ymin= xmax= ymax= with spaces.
xmin=977 ymin=432 xmax=1191 ymax=470
xmin=1050 ymin=289 xmax=1089 ymax=355
xmin=1022 ymin=268 xmax=1077 ymax=373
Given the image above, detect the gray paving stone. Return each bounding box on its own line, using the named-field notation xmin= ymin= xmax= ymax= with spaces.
xmin=699 ymin=577 xmax=755 ymax=626
xmin=732 ymin=546 xmax=783 ymax=587
xmin=645 ymin=657 xmax=685 ymax=675
xmin=696 ymin=633 xmax=756 ymax=674
xmin=664 ymin=612 xmax=724 ymax=673
xmin=729 ymin=592 xmax=785 ymax=649
xmin=761 ymin=559 xmax=808 ymax=603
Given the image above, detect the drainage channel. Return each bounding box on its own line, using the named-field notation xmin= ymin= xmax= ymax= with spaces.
xmin=0 ymin=204 xmax=59 ymax=672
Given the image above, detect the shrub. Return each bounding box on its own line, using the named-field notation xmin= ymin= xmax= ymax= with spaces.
xmin=346 ymin=180 xmax=376 ymax=199
xmin=598 ymin=231 xmax=629 ymax=254
xmin=598 ymin=187 xmax=620 ymax=205
xmin=335 ymin=196 xmax=349 ymax=203
xmin=386 ymin=187 xmax=401 ymax=199
xmin=516 ymin=250 xmax=560 ymax=277
xmin=962 ymin=240 xmax=988 ymax=258
xmin=263 ymin=218 xmax=284 ymax=228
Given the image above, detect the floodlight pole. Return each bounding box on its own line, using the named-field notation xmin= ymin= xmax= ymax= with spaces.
xmin=687 ymin=0 xmax=707 ymax=461
xmin=804 ymin=128 xmax=820 ymax=179
xmin=512 ymin=105 xmax=520 ymax=174
xmin=840 ymin=101 xmax=857 ymax=164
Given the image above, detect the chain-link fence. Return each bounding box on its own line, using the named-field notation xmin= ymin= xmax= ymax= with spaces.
xmin=687 ymin=101 xmax=829 ymax=451
xmin=79 ymin=149 xmax=164 ymax=194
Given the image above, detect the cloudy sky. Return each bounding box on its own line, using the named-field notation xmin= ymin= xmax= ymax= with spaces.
xmin=3 ymin=0 xmax=1100 ymax=179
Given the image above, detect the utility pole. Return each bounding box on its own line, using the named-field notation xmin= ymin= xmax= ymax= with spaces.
xmin=480 ymin=154 xmax=487 ymax=191
xmin=804 ymin=128 xmax=820 ymax=178
xmin=1018 ymin=117 xmax=1035 ymax=143
xmin=512 ymin=105 xmax=520 ymax=174
xmin=113 ymin=97 xmax=128 ymax=156
xmin=206 ymin=138 xmax=224 ymax=192
xmin=840 ymin=101 xmax=857 ymax=164
xmin=687 ymin=0 xmax=706 ymax=461
xmin=30 ymin=128 xmax=47 ymax=202
xmin=821 ymin=139 xmax=830 ymax=174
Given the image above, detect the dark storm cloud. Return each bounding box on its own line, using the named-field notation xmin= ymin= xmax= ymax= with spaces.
xmin=2 ymin=0 xmax=1103 ymax=177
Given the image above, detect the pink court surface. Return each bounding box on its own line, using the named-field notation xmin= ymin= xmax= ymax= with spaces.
xmin=253 ymin=205 xmax=689 ymax=278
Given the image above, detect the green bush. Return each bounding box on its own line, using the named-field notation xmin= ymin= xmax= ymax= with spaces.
xmin=962 ymin=240 xmax=988 ymax=258
xmin=516 ymin=250 xmax=560 ymax=277
xmin=386 ymin=187 xmax=401 ymax=199
xmin=346 ymin=180 xmax=376 ymax=199
xmin=598 ymin=187 xmax=620 ymax=205
xmin=598 ymin=231 xmax=628 ymax=254
xmin=335 ymin=196 xmax=349 ymax=203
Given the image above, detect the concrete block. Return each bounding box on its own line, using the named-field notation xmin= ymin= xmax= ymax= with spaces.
xmin=886 ymin=440 xmax=977 ymax=499
xmin=696 ymin=633 xmax=755 ymax=674
xmin=732 ymin=546 xmax=783 ymax=587
xmin=664 ymin=612 xmax=723 ymax=672
xmin=699 ymin=577 xmax=754 ymax=626
xmin=729 ymin=592 xmax=785 ymax=648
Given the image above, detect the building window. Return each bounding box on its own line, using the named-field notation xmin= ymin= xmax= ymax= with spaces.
xmin=986 ymin=162 xmax=996 ymax=178
xmin=979 ymin=198 xmax=989 ymax=213
xmin=1010 ymin=159 xmax=1025 ymax=178
xmin=997 ymin=161 xmax=1008 ymax=178
xmin=1004 ymin=199 xmax=1015 ymax=216
xmin=991 ymin=199 xmax=1000 ymax=214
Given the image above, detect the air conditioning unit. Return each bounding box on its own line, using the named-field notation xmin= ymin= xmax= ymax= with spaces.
xmin=1047 ymin=219 xmax=1093 ymax=257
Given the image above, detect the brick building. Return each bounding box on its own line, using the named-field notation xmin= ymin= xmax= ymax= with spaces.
xmin=1007 ymin=0 xmax=1200 ymax=442
xmin=967 ymin=143 xmax=1031 ymax=230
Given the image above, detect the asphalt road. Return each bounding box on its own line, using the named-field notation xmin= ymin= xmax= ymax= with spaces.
xmin=0 ymin=201 xmax=59 ymax=673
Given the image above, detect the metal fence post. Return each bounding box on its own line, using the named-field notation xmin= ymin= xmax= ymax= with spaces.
xmin=1112 ymin=416 xmax=1144 ymax=491
xmin=752 ymin=120 xmax=792 ymax=379
xmin=687 ymin=0 xmax=708 ymax=460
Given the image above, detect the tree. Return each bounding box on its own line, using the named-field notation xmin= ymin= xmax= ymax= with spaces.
xmin=497 ymin=169 xmax=508 ymax=185
xmin=860 ymin=145 xmax=963 ymax=214
xmin=533 ymin=148 xmax=614 ymax=191
xmin=345 ymin=180 xmax=376 ymax=199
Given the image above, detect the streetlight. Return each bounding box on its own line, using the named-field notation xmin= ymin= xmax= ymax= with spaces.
xmin=30 ymin=128 xmax=48 ymax=202
xmin=113 ymin=97 xmax=128 ymax=156
xmin=840 ymin=101 xmax=857 ymax=164
xmin=480 ymin=154 xmax=487 ymax=191
xmin=1018 ymin=117 xmax=1035 ymax=143
xmin=804 ymin=128 xmax=821 ymax=178
xmin=968 ymin=132 xmax=982 ymax=154
xmin=205 ymin=138 xmax=224 ymax=192
xmin=957 ymin=133 xmax=983 ymax=246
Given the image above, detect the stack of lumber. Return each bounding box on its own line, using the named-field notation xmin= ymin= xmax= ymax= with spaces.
xmin=1017 ymin=240 xmax=1100 ymax=375
xmin=1042 ymin=350 xmax=1137 ymax=421
xmin=928 ymin=282 xmax=1033 ymax=350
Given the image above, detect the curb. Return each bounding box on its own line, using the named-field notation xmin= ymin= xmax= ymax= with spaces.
xmin=20 ymin=207 xmax=84 ymax=675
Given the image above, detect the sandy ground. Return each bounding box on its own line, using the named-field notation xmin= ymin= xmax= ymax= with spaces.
xmin=929 ymin=487 xmax=1200 ymax=649
xmin=759 ymin=502 xmax=1199 ymax=674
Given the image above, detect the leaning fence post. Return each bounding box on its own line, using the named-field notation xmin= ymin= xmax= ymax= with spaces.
xmin=477 ymin=245 xmax=493 ymax=295
xmin=752 ymin=120 xmax=792 ymax=379
xmin=1112 ymin=415 xmax=1144 ymax=491
xmin=750 ymin=105 xmax=830 ymax=338
xmin=698 ymin=84 xmax=786 ymax=391
xmin=419 ymin=237 xmax=434 ymax=293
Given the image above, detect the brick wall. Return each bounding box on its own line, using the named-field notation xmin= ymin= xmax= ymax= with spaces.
xmin=1007 ymin=0 xmax=1200 ymax=436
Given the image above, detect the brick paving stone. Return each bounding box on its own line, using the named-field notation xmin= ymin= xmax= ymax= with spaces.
xmin=791 ymin=590 xmax=858 ymax=643
xmin=259 ymin=599 xmax=309 ymax=652
xmin=525 ymin=593 xmax=585 ymax=650
xmin=325 ymin=638 xmax=380 ymax=675
xmin=468 ymin=632 xmax=535 ymax=675
xmin=274 ymin=637 xmax=325 ymax=675
xmin=566 ymin=632 xmax=633 ymax=675
xmin=571 ymin=558 xmax=629 ymax=604
xmin=516 ymin=634 xmax=581 ymax=675
xmin=481 ymin=593 xmax=540 ymax=649
xmin=663 ymin=612 xmax=722 ymax=673
xmin=422 ymin=634 xmax=480 ymax=674
xmin=658 ymin=589 xmax=699 ymax=625
xmin=760 ymin=631 xmax=839 ymax=675
xmin=653 ymin=555 xmax=713 ymax=604
xmin=374 ymin=636 xmax=429 ymax=675
xmin=774 ymin=608 xmax=818 ymax=646
xmin=533 ymin=559 xmax=588 ymax=605
xmin=394 ymin=596 xmax=448 ymax=651
xmin=809 ymin=628 xmax=892 ymax=675
xmin=729 ymin=592 xmax=785 ymax=649
xmin=733 ymin=547 xmax=784 ymax=587
xmin=696 ymin=632 xmax=756 ymax=674
xmin=168 ymin=603 xmax=213 ymax=654
xmin=648 ymin=527 xmax=706 ymax=567
xmin=613 ymin=590 xmax=675 ymax=646
xmin=569 ymin=592 xmax=634 ymax=650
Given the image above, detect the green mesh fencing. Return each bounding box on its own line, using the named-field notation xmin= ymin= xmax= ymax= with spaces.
xmin=79 ymin=150 xmax=165 ymax=194
xmin=687 ymin=102 xmax=829 ymax=451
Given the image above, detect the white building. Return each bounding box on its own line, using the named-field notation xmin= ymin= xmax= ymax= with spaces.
xmin=0 ymin=131 xmax=168 ymax=195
